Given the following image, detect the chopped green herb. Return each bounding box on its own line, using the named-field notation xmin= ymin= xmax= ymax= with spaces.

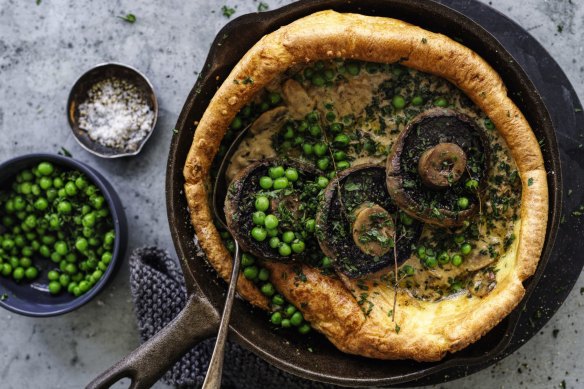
xmin=242 ymin=76 xmax=254 ymax=85
xmin=0 ymin=293 xmax=7 ymax=301
xmin=395 ymin=323 xmax=401 ymax=334
xmin=552 ymin=328 xmax=559 ymax=338
xmin=118 ymin=13 xmax=137 ymax=23
xmin=258 ymin=2 xmax=269 ymax=12
xmin=172 ymin=128 xmax=179 ymax=134
xmin=421 ymin=38 xmax=427 ymax=44
xmin=527 ymin=178 xmax=534 ymax=186
xmin=36 ymin=0 xmax=41 ymax=5
xmin=557 ymin=24 xmax=564 ymax=33
xmin=575 ymin=107 xmax=582 ymax=113
xmin=58 ymin=147 xmax=72 ymax=157
xmin=221 ymin=5 xmax=236 ymax=18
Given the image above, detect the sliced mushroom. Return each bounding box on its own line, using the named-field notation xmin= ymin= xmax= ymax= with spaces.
xmin=281 ymin=79 xmax=315 ymax=119
xmin=352 ymin=204 xmax=395 ymax=257
xmin=468 ymin=269 xmax=497 ymax=297
xmin=418 ymin=143 xmax=467 ymax=188
xmin=386 ymin=108 xmax=490 ymax=227
xmin=224 ymin=158 xmax=318 ymax=261
xmin=316 ymin=164 xmax=422 ymax=278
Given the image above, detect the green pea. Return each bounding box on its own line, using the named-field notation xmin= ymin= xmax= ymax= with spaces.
xmin=269 ymin=237 xmax=280 ymax=249
xmin=311 ymin=74 xmax=325 ymax=87
xmin=59 ymin=273 xmax=71 ymax=286
xmin=291 ymin=240 xmax=305 ymax=253
xmin=438 ymin=252 xmax=450 ymax=264
xmin=259 ymin=102 xmax=270 ymax=112
xmin=268 ymin=166 xmax=285 ymax=179
xmin=251 ymin=227 xmax=267 ymax=242
xmin=411 ymin=96 xmax=424 ymax=106
xmin=282 ymin=231 xmax=295 ymax=244
xmin=452 ymin=254 xmax=463 ymax=266
xmin=297 ymin=121 xmax=308 ymax=133
xmin=54 ymin=241 xmax=68 ymax=256
xmin=333 ymin=134 xmax=350 ymax=148
xmin=1 ymin=239 xmax=14 ymax=251
xmin=230 ymin=116 xmax=243 ymax=130
xmin=336 ymin=161 xmax=350 ymax=170
xmin=290 ymin=311 xmax=304 ymax=326
xmin=12 ymin=267 xmax=25 ymax=281
xmin=283 ymin=169 xmax=298 ymax=183
xmin=24 ymin=266 xmax=38 ymax=280
xmin=402 ymin=264 xmax=415 ymax=275
xmin=250 ymin=211 xmax=267 ymax=227
xmin=302 ymin=143 xmax=314 ymax=155
xmin=457 ymin=197 xmax=469 ymax=210
xmin=259 ymin=176 xmax=273 ymax=189
xmin=309 ymin=124 xmax=322 ymax=137
xmin=258 ymin=268 xmax=270 ymax=281
xmin=298 ymin=323 xmax=311 ymax=334
xmin=65 ymin=263 xmax=77 ymax=275
xmin=461 ymin=243 xmax=472 ymax=255
xmin=75 ymin=238 xmax=88 ymax=252
xmin=65 ymin=182 xmax=77 ymax=196
xmin=85 ymin=185 xmax=97 ymax=196
xmin=260 ymin=282 xmax=275 ymax=296
xmin=294 ymin=136 xmax=304 ymax=146
xmin=434 ymin=97 xmax=448 ymax=107
xmin=321 ymin=256 xmax=332 ymax=268
xmin=346 ymin=62 xmax=360 ymax=76
xmin=266 ymin=228 xmax=278 ymax=237
xmin=454 ymin=235 xmax=465 ymax=244
xmin=284 ymin=304 xmax=296 ymax=317
xmin=399 ymin=213 xmax=414 ymax=226
xmin=330 ymin=122 xmax=343 ymax=133
xmin=37 ymin=162 xmax=54 ymax=176
xmin=317 ymin=176 xmax=329 ymax=188
xmin=271 ymin=311 xmax=283 ymax=325
xmin=325 ymin=111 xmax=336 ymax=122
xmin=241 ymin=253 xmax=255 ymax=267
xmin=465 ymin=179 xmax=479 ymax=191
xmin=333 ymin=151 xmax=347 ymax=161
xmin=91 ymin=195 xmax=105 ymax=209
xmin=24 ymin=215 xmax=37 ymax=229
xmin=104 ymin=231 xmax=115 ymax=246
xmin=13 ymin=196 xmax=26 ymax=211
xmin=268 ymin=295 xmax=283 ymax=308
xmin=303 ymin=67 xmax=314 ymax=79
xmin=484 ymin=118 xmax=495 ymax=130
xmin=75 ymin=177 xmax=87 ymax=190
xmin=264 ymin=214 xmax=279 ymax=230
xmin=243 ymin=266 xmax=258 ymax=280
xmin=317 ymin=157 xmax=330 ymax=171
xmin=305 ymin=219 xmax=316 ymax=233
xmin=57 ymin=201 xmax=72 ymax=214
xmin=278 ymin=243 xmax=292 ymax=257
xmin=269 ymin=92 xmax=282 ymax=106
xmin=34 ymin=198 xmax=49 ymax=211
xmin=392 ymin=95 xmax=406 ymax=109
xmin=19 ymin=257 xmax=32 ymax=268
xmin=255 ymin=196 xmax=270 ymax=212
xmin=47 ymin=280 xmax=61 ymax=294
xmin=1 ymin=263 xmax=12 ymax=276
xmin=273 ymin=177 xmax=289 ymax=190
xmin=425 ymin=256 xmax=438 ymax=268
xmin=281 ymin=319 xmax=291 ymax=328
xmin=306 ymin=111 xmax=319 ymax=123
xmin=283 ymin=126 xmax=295 ymax=140
xmin=79 ymin=280 xmax=90 ymax=293
xmin=314 ymin=143 xmax=327 ymax=157
xmin=323 ymin=69 xmax=335 ymax=81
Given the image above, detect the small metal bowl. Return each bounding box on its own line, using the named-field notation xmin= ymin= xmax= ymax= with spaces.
xmin=0 ymin=154 xmax=128 ymax=316
xmin=67 ymin=63 xmax=158 ymax=158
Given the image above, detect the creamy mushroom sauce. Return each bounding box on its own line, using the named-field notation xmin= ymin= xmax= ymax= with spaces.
xmin=218 ymin=60 xmax=521 ymax=303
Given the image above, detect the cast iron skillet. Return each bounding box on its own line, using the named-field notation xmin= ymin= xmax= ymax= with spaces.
xmin=87 ymin=0 xmax=570 ymax=387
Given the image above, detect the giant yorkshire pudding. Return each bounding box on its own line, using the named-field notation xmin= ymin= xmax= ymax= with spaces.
xmin=386 ymin=108 xmax=490 ymax=227
xmin=182 ymin=11 xmax=548 ymax=361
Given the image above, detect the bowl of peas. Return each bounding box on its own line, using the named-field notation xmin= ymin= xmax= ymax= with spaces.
xmin=0 ymin=154 xmax=127 ymax=316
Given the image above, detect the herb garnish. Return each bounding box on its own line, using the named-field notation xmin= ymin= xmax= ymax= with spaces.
xmin=118 ymin=13 xmax=137 ymax=23
xmin=221 ymin=5 xmax=236 ymax=18
xmin=258 ymin=2 xmax=269 ymax=12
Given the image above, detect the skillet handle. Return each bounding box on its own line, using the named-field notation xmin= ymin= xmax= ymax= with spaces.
xmin=86 ymin=293 xmax=220 ymax=389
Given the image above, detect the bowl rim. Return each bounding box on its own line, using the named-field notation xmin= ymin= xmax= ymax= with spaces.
xmin=0 ymin=153 xmax=126 ymax=317
xmin=66 ymin=62 xmax=159 ymax=159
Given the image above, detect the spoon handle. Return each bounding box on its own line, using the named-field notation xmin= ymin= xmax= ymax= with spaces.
xmin=202 ymin=241 xmax=241 ymax=389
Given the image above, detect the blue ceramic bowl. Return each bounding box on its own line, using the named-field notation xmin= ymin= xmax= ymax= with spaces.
xmin=0 ymin=154 xmax=127 ymax=317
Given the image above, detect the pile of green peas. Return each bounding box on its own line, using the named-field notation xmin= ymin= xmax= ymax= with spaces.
xmin=0 ymin=162 xmax=115 ymax=296
xmin=416 ymin=235 xmax=472 ymax=269
xmin=221 ymin=235 xmax=311 ymax=334
xmin=251 ymin=165 xmax=317 ymax=257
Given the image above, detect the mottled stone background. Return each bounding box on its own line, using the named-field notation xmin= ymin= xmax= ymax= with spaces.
xmin=0 ymin=0 xmax=582 ymax=388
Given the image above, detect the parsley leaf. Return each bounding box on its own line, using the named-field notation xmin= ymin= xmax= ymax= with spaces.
xmin=258 ymin=2 xmax=269 ymax=12
xmin=221 ymin=5 xmax=236 ymax=18
xmin=528 ymin=177 xmax=534 ymax=186
xmin=118 ymin=13 xmax=137 ymax=23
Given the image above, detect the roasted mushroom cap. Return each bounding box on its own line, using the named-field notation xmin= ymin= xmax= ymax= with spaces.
xmin=316 ymin=165 xmax=422 ymax=278
xmin=224 ymin=158 xmax=319 ymax=262
xmin=386 ymin=108 xmax=489 ymax=227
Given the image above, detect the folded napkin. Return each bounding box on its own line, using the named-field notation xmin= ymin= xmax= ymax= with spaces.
xmin=129 ymin=247 xmax=336 ymax=389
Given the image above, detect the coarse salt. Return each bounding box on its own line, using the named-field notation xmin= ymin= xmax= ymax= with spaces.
xmin=78 ymin=77 xmax=154 ymax=152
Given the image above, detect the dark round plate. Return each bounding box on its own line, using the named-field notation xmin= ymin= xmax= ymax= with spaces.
xmin=166 ymin=0 xmax=582 ymax=386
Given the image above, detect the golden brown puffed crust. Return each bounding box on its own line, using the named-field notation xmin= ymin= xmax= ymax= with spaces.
xmin=183 ymin=11 xmax=548 ymax=360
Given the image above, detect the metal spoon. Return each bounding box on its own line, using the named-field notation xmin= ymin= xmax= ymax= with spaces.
xmin=202 ymin=124 xmax=252 ymax=389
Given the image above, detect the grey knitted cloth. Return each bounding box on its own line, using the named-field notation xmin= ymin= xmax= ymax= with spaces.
xmin=129 ymin=247 xmax=338 ymax=389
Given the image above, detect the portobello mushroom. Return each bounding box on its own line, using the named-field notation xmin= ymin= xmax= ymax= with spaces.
xmin=316 ymin=164 xmax=422 ymax=278
xmin=386 ymin=108 xmax=490 ymax=227
xmin=224 ymin=158 xmax=320 ymax=262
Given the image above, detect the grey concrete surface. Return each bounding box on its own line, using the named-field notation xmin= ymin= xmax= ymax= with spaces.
xmin=0 ymin=0 xmax=583 ymax=388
